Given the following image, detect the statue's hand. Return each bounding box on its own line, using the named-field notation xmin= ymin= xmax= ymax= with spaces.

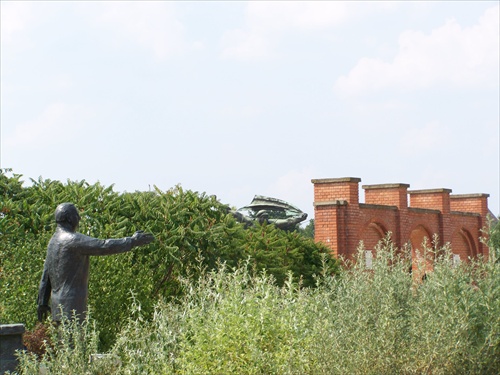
xmin=131 ymin=231 xmax=155 ymax=247
xmin=37 ymin=305 xmax=51 ymax=322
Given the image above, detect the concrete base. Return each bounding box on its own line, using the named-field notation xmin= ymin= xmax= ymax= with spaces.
xmin=0 ymin=324 xmax=25 ymax=374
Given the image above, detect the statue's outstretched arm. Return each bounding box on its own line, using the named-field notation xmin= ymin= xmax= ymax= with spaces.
xmin=74 ymin=231 xmax=155 ymax=256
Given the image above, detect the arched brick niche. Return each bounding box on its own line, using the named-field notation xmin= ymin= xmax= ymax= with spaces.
xmin=361 ymin=222 xmax=387 ymax=251
xmin=409 ymin=224 xmax=434 ymax=276
xmin=451 ymin=228 xmax=477 ymax=260
xmin=312 ymin=177 xmax=491 ymax=263
xmin=409 ymin=224 xmax=433 ymax=254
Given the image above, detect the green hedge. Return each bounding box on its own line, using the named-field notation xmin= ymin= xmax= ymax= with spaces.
xmin=0 ymin=169 xmax=338 ymax=349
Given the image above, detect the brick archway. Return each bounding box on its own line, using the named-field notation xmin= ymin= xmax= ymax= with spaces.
xmin=409 ymin=225 xmax=433 ymax=277
xmin=361 ymin=222 xmax=387 ymax=251
xmin=452 ymin=228 xmax=477 ymax=259
xmin=360 ymin=222 xmax=388 ymax=269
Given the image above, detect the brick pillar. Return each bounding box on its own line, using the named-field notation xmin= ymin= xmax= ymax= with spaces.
xmin=409 ymin=188 xmax=452 ymax=246
xmin=313 ymin=200 xmax=347 ymax=257
xmin=363 ymin=183 xmax=409 ymax=247
xmin=312 ymin=178 xmax=361 ymax=258
xmin=409 ymin=188 xmax=452 ymax=213
xmin=363 ymin=183 xmax=409 ymax=209
xmin=450 ymin=194 xmax=490 ymax=217
xmin=451 ymin=193 xmax=490 ymax=257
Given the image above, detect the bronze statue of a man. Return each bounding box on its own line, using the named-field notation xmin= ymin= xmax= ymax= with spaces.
xmin=37 ymin=202 xmax=154 ymax=322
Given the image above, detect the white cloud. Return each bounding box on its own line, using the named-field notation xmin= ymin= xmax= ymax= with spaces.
xmin=216 ymin=104 xmax=262 ymax=119
xmin=4 ymin=102 xmax=89 ymax=152
xmin=335 ymin=5 xmax=500 ymax=95
xmin=90 ymin=2 xmax=186 ymax=61
xmin=1 ymin=2 xmax=188 ymax=60
xmin=398 ymin=120 xmax=450 ymax=156
xmin=0 ymin=1 xmax=35 ymax=45
xmin=221 ymin=2 xmax=352 ymax=60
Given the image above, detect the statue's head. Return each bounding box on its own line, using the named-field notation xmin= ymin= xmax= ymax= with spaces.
xmin=55 ymin=203 xmax=81 ymax=231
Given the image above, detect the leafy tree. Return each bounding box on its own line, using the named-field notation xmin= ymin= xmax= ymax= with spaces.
xmin=300 ymin=218 xmax=315 ymax=239
xmin=488 ymin=217 xmax=500 ymax=262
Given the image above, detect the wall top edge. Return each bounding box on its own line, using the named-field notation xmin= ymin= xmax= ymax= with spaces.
xmin=408 ymin=207 xmax=441 ymax=214
xmin=408 ymin=188 xmax=452 ymax=195
xmin=311 ymin=177 xmax=361 ymax=184
xmin=314 ymin=200 xmax=348 ymax=207
xmin=450 ymin=211 xmax=481 ymax=217
xmin=450 ymin=193 xmax=490 ymax=199
xmin=362 ymin=183 xmax=410 ymax=190
xmin=359 ymin=203 xmax=398 ymax=210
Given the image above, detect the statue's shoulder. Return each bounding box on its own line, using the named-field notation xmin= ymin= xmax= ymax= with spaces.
xmin=52 ymin=228 xmax=79 ymax=243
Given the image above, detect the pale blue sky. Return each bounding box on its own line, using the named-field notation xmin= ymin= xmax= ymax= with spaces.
xmin=1 ymin=1 xmax=499 ymax=221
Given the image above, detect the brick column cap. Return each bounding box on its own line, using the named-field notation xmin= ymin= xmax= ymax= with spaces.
xmin=408 ymin=188 xmax=452 ymax=195
xmin=311 ymin=177 xmax=361 ymax=184
xmin=314 ymin=200 xmax=348 ymax=207
xmin=362 ymin=183 xmax=410 ymax=190
xmin=0 ymin=324 xmax=25 ymax=336
xmin=450 ymin=193 xmax=490 ymax=199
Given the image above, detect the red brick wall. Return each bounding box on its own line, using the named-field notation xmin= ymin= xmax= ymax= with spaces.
xmin=450 ymin=212 xmax=482 ymax=257
xmin=359 ymin=205 xmax=398 ymax=248
xmin=451 ymin=230 xmax=474 ymax=260
xmin=312 ymin=177 xmax=490 ymax=262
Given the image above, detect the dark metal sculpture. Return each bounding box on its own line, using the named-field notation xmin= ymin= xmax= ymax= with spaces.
xmin=230 ymin=195 xmax=308 ymax=231
xmin=37 ymin=203 xmax=154 ymax=323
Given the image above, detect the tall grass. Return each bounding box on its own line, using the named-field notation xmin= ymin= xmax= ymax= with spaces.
xmin=16 ymin=240 xmax=500 ymax=374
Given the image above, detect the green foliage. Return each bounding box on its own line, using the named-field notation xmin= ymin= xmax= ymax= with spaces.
xmin=241 ymin=222 xmax=336 ymax=287
xmin=488 ymin=217 xmax=500 ymax=262
xmin=16 ymin=311 xmax=121 ymax=375
xmin=16 ymin=239 xmax=498 ymax=374
xmin=1 ymin=169 xmax=338 ymax=350
xmin=299 ymin=218 xmax=315 ymax=238
xmin=7 ymin=167 xmax=499 ymax=373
